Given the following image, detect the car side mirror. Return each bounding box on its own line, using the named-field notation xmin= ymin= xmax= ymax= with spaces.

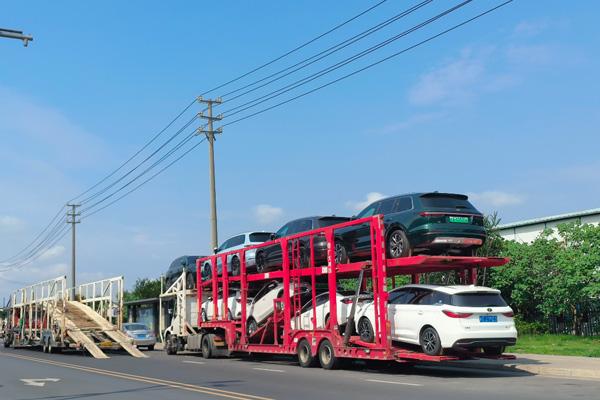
xmin=270 ymin=233 xmax=277 ymax=240
xmin=213 ymin=247 xmax=219 ymax=254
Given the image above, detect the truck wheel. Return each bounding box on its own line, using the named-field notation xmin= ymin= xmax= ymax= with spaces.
xmin=202 ymin=334 xmax=215 ymax=359
xmin=318 ymin=339 xmax=340 ymax=370
xmin=297 ymin=339 xmax=317 ymax=368
xmin=165 ymin=335 xmax=178 ymax=355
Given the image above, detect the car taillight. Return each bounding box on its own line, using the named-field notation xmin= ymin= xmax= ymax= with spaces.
xmin=503 ymin=311 xmax=514 ymax=318
xmin=442 ymin=310 xmax=473 ymax=318
xmin=341 ymin=298 xmax=353 ymax=304
xmin=419 ymin=212 xmax=445 ymax=217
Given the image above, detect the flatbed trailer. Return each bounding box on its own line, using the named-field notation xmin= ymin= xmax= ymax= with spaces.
xmin=164 ymin=215 xmax=515 ymax=367
xmin=3 ymin=276 xmax=146 ymax=359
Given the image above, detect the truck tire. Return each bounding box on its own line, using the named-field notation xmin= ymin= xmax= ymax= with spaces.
xmin=202 ymin=334 xmax=215 ymax=359
xmin=318 ymin=339 xmax=340 ymax=370
xmin=165 ymin=335 xmax=178 ymax=355
xmin=297 ymin=339 xmax=317 ymax=368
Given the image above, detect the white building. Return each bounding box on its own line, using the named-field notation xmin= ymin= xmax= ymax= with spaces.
xmin=498 ymin=208 xmax=600 ymax=243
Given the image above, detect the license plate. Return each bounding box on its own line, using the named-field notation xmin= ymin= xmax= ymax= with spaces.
xmin=479 ymin=315 xmax=498 ymax=323
xmin=449 ymin=216 xmax=470 ymax=224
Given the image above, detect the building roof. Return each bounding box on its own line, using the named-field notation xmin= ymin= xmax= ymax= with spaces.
xmin=498 ymin=208 xmax=600 ymax=230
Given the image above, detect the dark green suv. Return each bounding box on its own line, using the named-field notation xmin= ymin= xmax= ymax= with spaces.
xmin=335 ymin=192 xmax=486 ymax=261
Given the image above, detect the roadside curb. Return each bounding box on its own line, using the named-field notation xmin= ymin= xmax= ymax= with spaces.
xmin=447 ymin=358 xmax=600 ymax=380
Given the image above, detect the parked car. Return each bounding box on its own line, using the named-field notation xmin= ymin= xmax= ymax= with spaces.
xmin=292 ymin=291 xmax=373 ymax=332
xmin=247 ymin=280 xmax=311 ymax=335
xmin=255 ymin=216 xmax=351 ymax=273
xmin=165 ymin=255 xmax=204 ymax=290
xmin=336 ymin=192 xmax=486 ymax=261
xmin=122 ymin=323 xmax=156 ymax=350
xmin=354 ymin=284 xmax=517 ymax=355
xmin=200 ymin=288 xmax=245 ymax=321
xmin=201 ymin=232 xmax=274 ymax=278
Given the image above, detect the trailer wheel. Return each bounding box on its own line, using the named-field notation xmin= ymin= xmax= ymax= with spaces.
xmin=297 ymin=339 xmax=317 ymax=368
xmin=318 ymin=339 xmax=340 ymax=370
xmin=387 ymin=229 xmax=410 ymax=258
xmin=483 ymin=345 xmax=505 ymax=356
xmin=231 ymin=256 xmax=241 ymax=276
xmin=202 ymin=334 xmax=215 ymax=359
xmin=358 ymin=317 xmax=375 ymax=343
xmin=420 ymin=326 xmax=443 ymax=356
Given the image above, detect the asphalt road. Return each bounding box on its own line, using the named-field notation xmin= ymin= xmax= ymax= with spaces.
xmin=1 ymin=345 xmax=598 ymax=400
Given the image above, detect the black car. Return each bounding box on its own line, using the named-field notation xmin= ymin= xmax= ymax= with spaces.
xmin=255 ymin=216 xmax=351 ymax=272
xmin=164 ymin=255 xmax=204 ymax=289
xmin=336 ymin=192 xmax=486 ymax=261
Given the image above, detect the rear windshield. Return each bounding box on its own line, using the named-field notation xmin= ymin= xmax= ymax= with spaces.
xmin=124 ymin=324 xmax=148 ymax=331
xmin=317 ymin=217 xmax=350 ymax=228
xmin=451 ymin=292 xmax=507 ymax=307
xmin=249 ymin=232 xmax=272 ymax=243
xmin=420 ymin=194 xmax=476 ymax=210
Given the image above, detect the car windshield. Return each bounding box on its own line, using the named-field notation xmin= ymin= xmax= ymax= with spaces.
xmin=420 ymin=194 xmax=476 ymax=210
xmin=249 ymin=232 xmax=272 ymax=242
xmin=451 ymin=292 xmax=507 ymax=307
xmin=317 ymin=217 xmax=350 ymax=228
xmin=124 ymin=324 xmax=148 ymax=331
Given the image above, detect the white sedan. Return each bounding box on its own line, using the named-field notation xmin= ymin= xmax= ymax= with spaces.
xmin=200 ymin=289 xmax=245 ymax=321
xmin=354 ymin=284 xmax=517 ymax=355
xmin=201 ymin=232 xmax=273 ymax=278
xmin=292 ymin=291 xmax=372 ymax=332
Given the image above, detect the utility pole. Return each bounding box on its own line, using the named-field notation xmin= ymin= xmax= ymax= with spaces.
xmin=66 ymin=204 xmax=80 ymax=298
xmin=0 ymin=28 xmax=33 ymax=46
xmin=197 ymin=97 xmax=223 ymax=252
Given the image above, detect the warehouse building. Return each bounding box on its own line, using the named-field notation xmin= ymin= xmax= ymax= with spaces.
xmin=498 ymin=208 xmax=600 ymax=243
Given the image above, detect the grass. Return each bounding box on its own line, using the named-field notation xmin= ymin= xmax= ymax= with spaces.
xmin=510 ymin=334 xmax=600 ymax=357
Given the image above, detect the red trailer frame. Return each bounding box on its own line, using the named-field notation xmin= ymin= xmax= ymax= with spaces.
xmin=196 ymin=215 xmax=513 ymax=365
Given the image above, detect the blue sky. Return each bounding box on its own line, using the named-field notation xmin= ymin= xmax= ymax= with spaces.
xmin=1 ymin=1 xmax=598 ymax=297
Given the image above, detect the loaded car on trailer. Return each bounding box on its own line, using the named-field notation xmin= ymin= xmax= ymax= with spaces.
xmin=163 ymin=213 xmax=515 ymax=369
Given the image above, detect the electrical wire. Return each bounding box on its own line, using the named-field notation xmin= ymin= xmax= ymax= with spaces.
xmin=221 ymin=0 xmax=513 ymax=128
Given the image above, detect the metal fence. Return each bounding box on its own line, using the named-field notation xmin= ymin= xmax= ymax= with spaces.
xmin=547 ymin=303 xmax=600 ymax=336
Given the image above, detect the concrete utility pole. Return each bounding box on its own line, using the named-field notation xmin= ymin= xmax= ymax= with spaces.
xmin=0 ymin=28 xmax=33 ymax=46
xmin=196 ymin=97 xmax=223 ymax=251
xmin=66 ymin=204 xmax=80 ymax=297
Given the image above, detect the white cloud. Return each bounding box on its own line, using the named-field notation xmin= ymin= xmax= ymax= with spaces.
xmin=0 ymin=216 xmax=24 ymax=231
xmin=346 ymin=192 xmax=386 ymax=212
xmin=253 ymin=204 xmax=284 ymax=225
xmin=468 ymin=191 xmax=524 ymax=208
xmin=376 ymin=112 xmax=445 ymax=135
xmin=39 ymin=245 xmax=65 ymax=261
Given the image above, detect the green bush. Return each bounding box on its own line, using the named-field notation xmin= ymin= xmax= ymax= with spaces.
xmin=514 ymin=316 xmax=548 ymax=335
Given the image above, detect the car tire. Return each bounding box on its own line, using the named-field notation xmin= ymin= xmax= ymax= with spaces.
xmin=482 ymin=345 xmax=505 ymax=356
xmin=297 ymin=339 xmax=317 ymax=368
xmin=357 ymin=317 xmax=375 ymax=343
xmin=420 ymin=326 xmax=443 ymax=356
xmin=201 ymin=309 xmax=208 ymax=322
xmin=255 ymin=252 xmax=266 ymax=273
xmin=186 ymin=272 xmax=195 ymax=289
xmin=203 ymin=263 xmax=212 ymax=280
xmin=201 ymin=334 xmax=215 ymax=359
xmin=387 ymin=229 xmax=410 ymax=258
xmin=335 ymin=241 xmax=349 ymax=264
xmin=147 ymin=345 xmax=155 ymax=351
xmin=165 ymin=334 xmax=177 ymax=355
xmin=231 ymin=256 xmax=241 ymax=276
xmin=318 ymin=339 xmax=340 ymax=370
xmin=247 ymin=317 xmax=258 ymax=336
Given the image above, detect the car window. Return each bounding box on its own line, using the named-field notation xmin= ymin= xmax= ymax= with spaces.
xmin=254 ymin=282 xmax=278 ymax=301
xmin=356 ymin=202 xmax=379 ymax=218
xmin=430 ymin=291 xmax=451 ymax=305
xmin=393 ymin=197 xmax=412 ymax=212
xmin=378 ymin=198 xmax=395 ymax=214
xmin=276 ymin=289 xmax=284 ymax=298
xmin=229 ymin=235 xmax=245 ymax=247
xmin=301 ymin=299 xmax=313 ymax=313
xmin=411 ymin=289 xmax=433 ymax=305
xmin=315 ymin=293 xmax=330 ymax=307
xmin=124 ymin=324 xmax=147 ymax=331
xmin=420 ymin=194 xmax=476 ymax=210
xmin=388 ymin=288 xmax=407 ymax=304
xmin=218 ymin=238 xmax=231 ymax=251
xmin=295 ymin=219 xmax=313 ymax=233
xmin=451 ymin=292 xmax=507 ymax=307
xmin=275 ymin=223 xmax=291 ymax=238
xmin=249 ymin=232 xmax=272 ymax=243
xmin=316 ymin=217 xmax=350 ymax=228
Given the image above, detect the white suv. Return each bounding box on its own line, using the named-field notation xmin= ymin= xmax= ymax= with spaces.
xmin=354 ymin=284 xmax=517 ymax=355
xmin=200 ymin=289 xmax=246 ymax=321
xmin=292 ymin=291 xmax=372 ymax=332
xmin=202 ymin=232 xmax=273 ymax=278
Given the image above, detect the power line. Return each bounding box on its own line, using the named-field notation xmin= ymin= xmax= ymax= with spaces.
xmin=220 ymin=0 xmax=433 ymax=101
xmin=221 ymin=0 xmax=472 ymax=118
xmin=221 ymin=0 xmax=513 ymax=128
xmin=199 ymin=0 xmax=389 ymax=97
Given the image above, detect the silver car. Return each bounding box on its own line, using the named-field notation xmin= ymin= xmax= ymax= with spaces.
xmin=202 ymin=231 xmax=273 ymax=278
xmin=122 ymin=323 xmax=156 ymax=350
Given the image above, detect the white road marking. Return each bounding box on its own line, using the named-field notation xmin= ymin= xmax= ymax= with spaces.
xmin=21 ymin=378 xmax=60 ymax=387
xmin=253 ymin=367 xmax=285 ymax=373
xmin=183 ymin=361 xmax=206 ymax=365
xmin=365 ymin=379 xmax=423 ymax=387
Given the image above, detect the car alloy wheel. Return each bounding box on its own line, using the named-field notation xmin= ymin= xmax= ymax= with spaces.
xmin=387 ymin=229 xmax=409 ymax=258
xmin=335 ymin=242 xmax=348 ymax=264
xmin=231 ymin=256 xmax=241 ymax=276
xmin=255 ymin=252 xmax=265 ymax=273
xmin=420 ymin=326 xmax=442 ymax=356
xmin=357 ymin=317 xmax=374 ymax=343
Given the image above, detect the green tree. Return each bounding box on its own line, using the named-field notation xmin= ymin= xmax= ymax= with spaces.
xmin=124 ymin=278 xmax=161 ymax=302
